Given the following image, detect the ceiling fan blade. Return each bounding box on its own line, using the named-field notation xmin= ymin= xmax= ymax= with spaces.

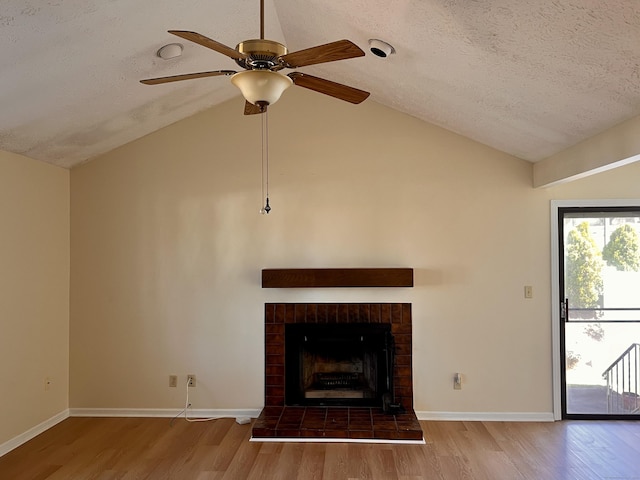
xmin=168 ymin=30 xmax=248 ymax=61
xmin=279 ymin=39 xmax=364 ymax=68
xmin=140 ymin=70 xmax=236 ymax=85
xmin=288 ymin=72 xmax=370 ymax=104
xmin=244 ymin=100 xmax=267 ymax=115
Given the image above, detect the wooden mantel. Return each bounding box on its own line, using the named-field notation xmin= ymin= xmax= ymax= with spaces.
xmin=261 ymin=268 xmax=413 ymax=288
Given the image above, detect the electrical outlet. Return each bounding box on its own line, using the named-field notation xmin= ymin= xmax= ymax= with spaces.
xmin=44 ymin=377 xmax=52 ymax=391
xmin=187 ymin=374 xmax=196 ymax=387
xmin=169 ymin=375 xmax=177 ymax=387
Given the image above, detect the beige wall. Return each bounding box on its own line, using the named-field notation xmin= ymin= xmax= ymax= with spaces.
xmin=69 ymin=87 xmax=640 ymax=415
xmin=0 ymin=151 xmax=69 ymax=446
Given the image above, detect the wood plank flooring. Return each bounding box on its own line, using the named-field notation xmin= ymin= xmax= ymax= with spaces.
xmin=0 ymin=417 xmax=639 ymax=479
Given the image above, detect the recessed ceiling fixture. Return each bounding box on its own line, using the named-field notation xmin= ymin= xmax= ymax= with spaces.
xmin=156 ymin=43 xmax=183 ymax=60
xmin=368 ymin=39 xmax=395 ymax=58
xmin=140 ymin=0 xmax=370 ymax=115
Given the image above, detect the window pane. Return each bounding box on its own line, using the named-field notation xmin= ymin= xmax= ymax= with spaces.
xmin=564 ymin=212 xmax=640 ymax=321
xmin=566 ymin=323 xmax=640 ymax=414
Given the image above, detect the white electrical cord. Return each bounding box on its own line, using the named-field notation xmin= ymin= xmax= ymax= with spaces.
xmin=170 ymin=377 xmax=221 ymax=425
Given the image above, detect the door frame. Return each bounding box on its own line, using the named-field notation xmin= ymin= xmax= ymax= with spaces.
xmin=551 ymin=199 xmax=640 ymax=420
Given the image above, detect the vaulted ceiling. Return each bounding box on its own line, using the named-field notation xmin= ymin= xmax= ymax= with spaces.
xmin=1 ymin=0 xmax=639 ymax=172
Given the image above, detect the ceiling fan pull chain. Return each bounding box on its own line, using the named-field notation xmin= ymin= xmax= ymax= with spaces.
xmin=259 ymin=107 xmax=265 ymax=213
xmin=264 ymin=109 xmax=271 ymax=213
xmin=260 ymin=108 xmax=271 ymax=214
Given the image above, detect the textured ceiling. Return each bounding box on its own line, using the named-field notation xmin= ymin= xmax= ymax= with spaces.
xmin=1 ymin=0 xmax=639 ymax=168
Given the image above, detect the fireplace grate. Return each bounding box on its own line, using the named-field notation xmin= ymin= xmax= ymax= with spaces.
xmin=315 ymin=372 xmax=360 ymax=389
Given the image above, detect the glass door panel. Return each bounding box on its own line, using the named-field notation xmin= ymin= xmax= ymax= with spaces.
xmin=561 ymin=208 xmax=640 ymax=418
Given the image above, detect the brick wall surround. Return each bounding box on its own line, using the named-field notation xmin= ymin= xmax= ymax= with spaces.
xmin=264 ymin=303 xmax=413 ymax=409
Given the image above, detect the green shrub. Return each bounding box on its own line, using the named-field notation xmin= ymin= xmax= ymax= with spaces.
xmin=602 ymin=224 xmax=640 ymax=272
xmin=565 ymin=222 xmax=603 ymax=318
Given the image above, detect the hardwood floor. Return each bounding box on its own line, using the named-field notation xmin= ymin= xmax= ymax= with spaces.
xmin=1 ymin=417 xmax=639 ymax=479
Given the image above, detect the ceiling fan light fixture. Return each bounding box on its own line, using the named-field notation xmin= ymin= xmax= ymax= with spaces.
xmin=231 ymin=70 xmax=292 ymax=106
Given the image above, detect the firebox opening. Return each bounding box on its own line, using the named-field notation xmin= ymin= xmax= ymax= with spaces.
xmin=285 ymin=323 xmax=394 ymax=407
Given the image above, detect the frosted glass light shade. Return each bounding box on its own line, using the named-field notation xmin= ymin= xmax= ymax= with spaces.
xmin=231 ymin=70 xmax=293 ymax=106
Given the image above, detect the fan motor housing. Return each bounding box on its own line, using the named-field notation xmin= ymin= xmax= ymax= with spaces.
xmin=236 ymin=39 xmax=288 ymax=70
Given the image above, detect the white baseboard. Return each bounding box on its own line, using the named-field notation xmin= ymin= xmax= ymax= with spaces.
xmin=0 ymin=409 xmax=70 ymax=458
xmin=69 ymin=408 xmax=262 ymax=419
xmin=415 ymin=411 xmax=555 ymax=422
xmin=70 ymin=409 xmax=553 ymax=422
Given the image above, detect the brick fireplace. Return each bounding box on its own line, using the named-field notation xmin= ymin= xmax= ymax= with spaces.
xmin=251 ymin=303 xmax=423 ymax=441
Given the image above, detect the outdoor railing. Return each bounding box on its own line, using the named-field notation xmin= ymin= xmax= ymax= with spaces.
xmin=602 ymin=343 xmax=640 ymax=414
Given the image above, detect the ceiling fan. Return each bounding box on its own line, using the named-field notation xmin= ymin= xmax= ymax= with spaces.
xmin=140 ymin=0 xmax=370 ymax=115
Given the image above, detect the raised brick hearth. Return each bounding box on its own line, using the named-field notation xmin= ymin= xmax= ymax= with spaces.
xmin=252 ymin=303 xmax=423 ymax=442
